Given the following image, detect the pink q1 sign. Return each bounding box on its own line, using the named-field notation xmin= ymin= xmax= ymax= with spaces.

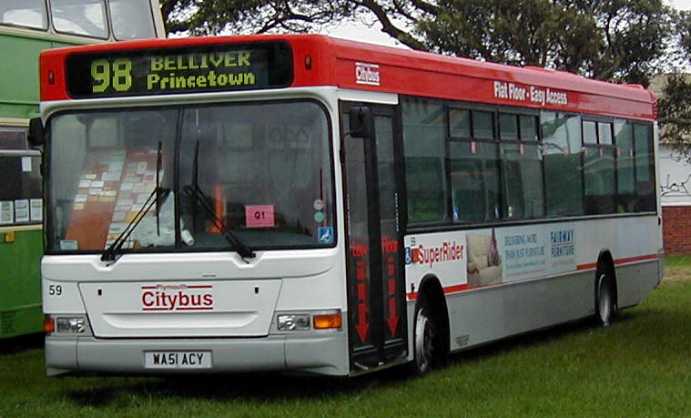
xmin=245 ymin=205 xmax=275 ymax=228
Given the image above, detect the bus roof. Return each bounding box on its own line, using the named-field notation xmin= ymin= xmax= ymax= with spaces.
xmin=40 ymin=34 xmax=656 ymax=120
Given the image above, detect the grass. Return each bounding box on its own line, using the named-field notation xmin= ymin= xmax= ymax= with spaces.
xmin=1 ymin=264 xmax=690 ymax=418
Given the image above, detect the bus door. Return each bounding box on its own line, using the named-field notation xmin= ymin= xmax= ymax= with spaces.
xmin=340 ymin=102 xmax=408 ymax=372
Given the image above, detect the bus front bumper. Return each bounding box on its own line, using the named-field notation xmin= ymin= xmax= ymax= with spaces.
xmin=45 ymin=332 xmax=349 ymax=376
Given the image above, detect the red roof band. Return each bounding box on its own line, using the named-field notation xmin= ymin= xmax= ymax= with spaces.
xmin=39 ymin=34 xmax=656 ymax=121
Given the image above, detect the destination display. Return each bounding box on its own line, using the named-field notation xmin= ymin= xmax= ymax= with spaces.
xmin=66 ymin=42 xmax=293 ymax=98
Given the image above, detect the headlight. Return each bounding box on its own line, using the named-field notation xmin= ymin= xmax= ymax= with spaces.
xmin=54 ymin=316 xmax=87 ymax=334
xmin=277 ymin=314 xmax=311 ymax=331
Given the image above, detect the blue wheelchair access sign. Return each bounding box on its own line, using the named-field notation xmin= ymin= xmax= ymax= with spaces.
xmin=318 ymin=226 xmax=334 ymax=244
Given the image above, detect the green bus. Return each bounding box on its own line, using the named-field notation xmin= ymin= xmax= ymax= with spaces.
xmin=0 ymin=0 xmax=165 ymax=339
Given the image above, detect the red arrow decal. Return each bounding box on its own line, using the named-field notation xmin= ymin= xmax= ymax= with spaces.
xmin=357 ymin=283 xmax=366 ymax=301
xmin=387 ymin=297 xmax=399 ymax=336
xmin=386 ymin=278 xmax=399 ymax=336
xmin=356 ymin=302 xmax=369 ymax=342
xmin=387 ymin=278 xmax=396 ymax=296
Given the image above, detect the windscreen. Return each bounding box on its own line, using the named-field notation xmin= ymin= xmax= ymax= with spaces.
xmin=51 ymin=0 xmax=108 ymax=38
xmin=47 ymin=100 xmax=335 ymax=253
xmin=109 ymin=0 xmax=156 ymax=40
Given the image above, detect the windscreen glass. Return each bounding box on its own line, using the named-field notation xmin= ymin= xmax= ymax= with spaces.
xmin=109 ymin=0 xmax=155 ymax=40
xmin=51 ymin=0 xmax=108 ymax=38
xmin=47 ymin=100 xmax=334 ymax=253
xmin=48 ymin=109 xmax=177 ymax=251
xmin=0 ymin=0 xmax=47 ymax=29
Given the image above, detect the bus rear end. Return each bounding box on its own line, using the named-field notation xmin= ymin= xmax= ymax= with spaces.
xmin=40 ymin=37 xmax=351 ymax=376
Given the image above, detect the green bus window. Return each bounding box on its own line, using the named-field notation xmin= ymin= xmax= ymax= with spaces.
xmin=109 ymin=0 xmax=155 ymax=40
xmin=0 ymin=126 xmax=28 ymax=150
xmin=615 ymin=121 xmax=635 ymax=212
xmin=51 ymin=0 xmax=108 ymax=39
xmin=449 ymin=141 xmax=500 ymax=223
xmin=542 ymin=112 xmax=584 ymax=217
xmin=0 ymin=0 xmax=47 ymax=30
xmin=402 ymin=97 xmax=448 ymax=224
xmin=634 ymin=123 xmax=656 ymax=211
xmin=0 ymin=154 xmax=42 ymax=225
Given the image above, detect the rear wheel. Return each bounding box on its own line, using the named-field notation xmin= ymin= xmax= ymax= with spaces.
xmin=596 ymin=272 xmax=615 ymax=327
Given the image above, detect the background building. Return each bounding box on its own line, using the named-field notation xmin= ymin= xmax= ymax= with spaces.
xmin=651 ymin=75 xmax=691 ymax=254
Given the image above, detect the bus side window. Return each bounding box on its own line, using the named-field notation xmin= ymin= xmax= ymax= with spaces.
xmin=542 ymin=112 xmax=584 ymax=217
xmin=615 ymin=121 xmax=636 ymax=213
xmin=634 ymin=123 xmax=655 ymax=212
xmin=402 ymin=97 xmax=448 ymax=224
xmin=499 ymin=113 xmax=544 ymax=220
xmin=583 ymin=121 xmax=616 ymax=215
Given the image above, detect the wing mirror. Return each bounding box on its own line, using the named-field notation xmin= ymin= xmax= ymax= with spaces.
xmin=348 ymin=106 xmax=373 ymax=138
xmin=28 ymin=117 xmax=45 ymax=148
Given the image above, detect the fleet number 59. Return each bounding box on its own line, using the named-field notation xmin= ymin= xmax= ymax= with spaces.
xmin=91 ymin=58 xmax=133 ymax=93
xmin=48 ymin=284 xmax=62 ymax=296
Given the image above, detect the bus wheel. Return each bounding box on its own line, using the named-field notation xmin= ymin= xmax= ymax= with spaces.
xmin=596 ymin=272 xmax=615 ymax=327
xmin=411 ymin=300 xmax=437 ymax=375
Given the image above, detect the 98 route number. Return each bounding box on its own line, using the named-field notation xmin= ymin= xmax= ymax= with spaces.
xmin=91 ymin=58 xmax=133 ymax=93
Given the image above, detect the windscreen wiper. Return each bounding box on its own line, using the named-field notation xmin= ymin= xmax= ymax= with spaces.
xmin=101 ymin=186 xmax=171 ymax=262
xmin=183 ymin=184 xmax=256 ymax=260
xmin=101 ymin=141 xmax=169 ymax=263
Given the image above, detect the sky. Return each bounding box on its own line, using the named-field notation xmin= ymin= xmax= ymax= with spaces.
xmin=672 ymin=0 xmax=691 ymax=10
xmin=322 ymin=0 xmax=691 ymax=48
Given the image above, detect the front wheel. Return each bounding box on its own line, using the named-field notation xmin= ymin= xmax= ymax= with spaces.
xmin=596 ymin=273 xmax=615 ymax=327
xmin=411 ymin=302 xmax=437 ymax=375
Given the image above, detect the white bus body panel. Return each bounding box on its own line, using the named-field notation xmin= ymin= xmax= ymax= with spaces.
xmin=404 ymin=216 xmax=661 ymax=354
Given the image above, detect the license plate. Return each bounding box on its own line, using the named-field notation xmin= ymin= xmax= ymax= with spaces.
xmin=144 ymin=351 xmax=212 ymax=369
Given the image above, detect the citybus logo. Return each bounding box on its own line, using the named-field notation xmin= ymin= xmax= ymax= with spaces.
xmin=141 ymin=284 xmax=214 ymax=311
xmin=405 ymin=241 xmax=464 ymax=268
xmin=356 ymin=62 xmax=380 ymax=86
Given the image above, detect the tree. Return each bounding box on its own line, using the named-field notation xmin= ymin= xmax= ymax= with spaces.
xmin=160 ymin=0 xmax=688 ymax=144
xmin=161 ymin=0 xmax=673 ymax=83
xmin=658 ymin=10 xmax=691 ymax=158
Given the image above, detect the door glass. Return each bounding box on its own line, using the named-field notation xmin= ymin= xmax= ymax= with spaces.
xmin=344 ymin=116 xmax=372 ymax=349
xmin=374 ymin=116 xmax=402 ymax=340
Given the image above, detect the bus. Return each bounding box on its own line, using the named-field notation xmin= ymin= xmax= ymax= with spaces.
xmin=0 ymin=0 xmax=166 ymax=339
xmin=32 ymin=34 xmax=662 ymax=376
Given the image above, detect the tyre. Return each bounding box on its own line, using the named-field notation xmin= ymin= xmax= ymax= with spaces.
xmin=595 ymin=272 xmax=615 ymax=327
xmin=411 ymin=300 xmax=438 ymax=375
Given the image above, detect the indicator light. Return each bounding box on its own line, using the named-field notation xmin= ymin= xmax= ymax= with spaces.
xmin=43 ymin=316 xmax=55 ymax=335
xmin=313 ymin=311 xmax=342 ymax=330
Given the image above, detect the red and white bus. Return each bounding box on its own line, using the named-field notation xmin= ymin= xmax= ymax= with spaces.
xmin=34 ymin=34 xmax=662 ymax=376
